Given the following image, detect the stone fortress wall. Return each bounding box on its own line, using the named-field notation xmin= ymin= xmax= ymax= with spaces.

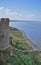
xmin=0 ymin=18 xmax=9 ymax=50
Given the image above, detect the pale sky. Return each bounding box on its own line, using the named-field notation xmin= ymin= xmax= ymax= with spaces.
xmin=0 ymin=0 xmax=41 ymax=21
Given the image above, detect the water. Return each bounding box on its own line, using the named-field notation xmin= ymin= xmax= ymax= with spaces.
xmin=9 ymin=21 xmax=41 ymax=50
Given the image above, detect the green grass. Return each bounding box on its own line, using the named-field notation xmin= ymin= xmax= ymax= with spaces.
xmin=14 ymin=40 xmax=32 ymax=50
xmin=0 ymin=27 xmax=41 ymax=65
xmin=9 ymin=29 xmax=33 ymax=50
xmin=7 ymin=52 xmax=41 ymax=65
xmin=0 ymin=51 xmax=41 ymax=65
xmin=9 ymin=30 xmax=24 ymax=39
xmin=8 ymin=27 xmax=41 ymax=65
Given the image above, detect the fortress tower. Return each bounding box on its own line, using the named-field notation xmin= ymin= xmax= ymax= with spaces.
xmin=0 ymin=18 xmax=9 ymax=50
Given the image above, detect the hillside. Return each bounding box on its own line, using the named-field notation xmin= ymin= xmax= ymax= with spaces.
xmin=0 ymin=27 xmax=41 ymax=65
xmin=9 ymin=27 xmax=33 ymax=50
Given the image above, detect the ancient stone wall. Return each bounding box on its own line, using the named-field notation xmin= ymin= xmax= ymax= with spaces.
xmin=0 ymin=18 xmax=9 ymax=50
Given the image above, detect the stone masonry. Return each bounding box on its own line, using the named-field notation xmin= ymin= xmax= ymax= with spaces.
xmin=0 ymin=18 xmax=9 ymax=50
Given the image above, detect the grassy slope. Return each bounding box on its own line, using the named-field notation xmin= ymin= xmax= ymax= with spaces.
xmin=0 ymin=27 xmax=41 ymax=65
xmin=8 ymin=27 xmax=41 ymax=65
xmin=9 ymin=27 xmax=33 ymax=50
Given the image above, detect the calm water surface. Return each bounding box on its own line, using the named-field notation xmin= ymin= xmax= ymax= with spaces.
xmin=9 ymin=21 xmax=41 ymax=50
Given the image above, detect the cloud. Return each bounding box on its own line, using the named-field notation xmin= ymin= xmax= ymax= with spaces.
xmin=0 ymin=6 xmax=20 ymax=19
xmin=0 ymin=6 xmax=41 ymax=21
xmin=0 ymin=6 xmax=35 ymax=20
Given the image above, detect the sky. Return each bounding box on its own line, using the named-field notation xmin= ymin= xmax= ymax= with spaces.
xmin=0 ymin=0 xmax=41 ymax=21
